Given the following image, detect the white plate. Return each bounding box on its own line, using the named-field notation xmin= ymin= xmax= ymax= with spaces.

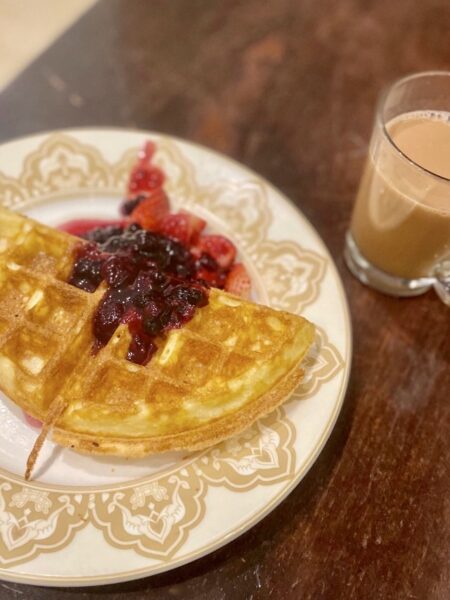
xmin=0 ymin=129 xmax=351 ymax=586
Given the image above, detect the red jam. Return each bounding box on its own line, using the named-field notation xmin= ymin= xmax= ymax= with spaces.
xmin=64 ymin=140 xmax=251 ymax=365
xmin=68 ymin=224 xmax=209 ymax=365
xmin=59 ymin=219 xmax=125 ymax=238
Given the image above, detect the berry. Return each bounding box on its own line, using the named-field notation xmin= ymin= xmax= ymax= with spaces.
xmin=101 ymin=255 xmax=136 ymax=288
xmin=196 ymin=253 xmax=219 ymax=271
xmin=179 ymin=210 xmax=206 ymax=245
xmin=127 ymin=333 xmax=156 ymax=365
xmin=158 ymin=211 xmax=207 ymax=247
xmin=225 ymin=263 xmax=251 ymax=298
xmin=120 ymin=195 xmax=145 ymax=216
xmin=93 ymin=293 xmax=125 ymax=345
xmin=143 ymin=317 xmax=163 ymax=336
xmin=128 ymin=166 xmax=164 ymax=196
xmin=195 ymin=268 xmax=227 ymax=288
xmin=122 ymin=307 xmax=142 ymax=327
xmin=130 ymin=189 xmax=170 ymax=230
xmin=84 ymin=224 xmax=126 ymax=244
xmin=194 ymin=252 xmax=227 ymax=288
xmin=170 ymin=303 xmax=195 ymax=326
xmin=158 ymin=212 xmax=190 ymax=245
xmin=168 ymin=285 xmax=207 ymax=307
xmin=128 ymin=141 xmax=164 ymax=197
xmin=197 ymin=235 xmax=236 ymax=268
xmin=68 ymin=243 xmax=104 ymax=292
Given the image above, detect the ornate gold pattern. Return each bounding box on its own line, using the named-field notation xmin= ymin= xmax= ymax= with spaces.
xmin=196 ymin=180 xmax=272 ymax=249
xmin=0 ymin=482 xmax=89 ymax=567
xmin=292 ymin=326 xmax=346 ymax=402
xmin=196 ymin=408 xmax=296 ymax=490
xmin=21 ymin=135 xmax=111 ymax=201
xmin=0 ymin=174 xmax=28 ymax=209
xmin=254 ymin=241 xmax=327 ymax=312
xmin=90 ymin=471 xmax=207 ymax=559
xmin=0 ymin=133 xmax=345 ymax=568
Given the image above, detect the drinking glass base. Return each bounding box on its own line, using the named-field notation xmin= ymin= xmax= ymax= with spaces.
xmin=344 ymin=232 xmax=434 ymax=297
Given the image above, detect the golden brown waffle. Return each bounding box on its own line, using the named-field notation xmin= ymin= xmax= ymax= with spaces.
xmin=0 ymin=207 xmax=315 ymax=478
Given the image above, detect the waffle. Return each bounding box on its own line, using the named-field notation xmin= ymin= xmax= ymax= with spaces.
xmin=0 ymin=207 xmax=315 ymax=479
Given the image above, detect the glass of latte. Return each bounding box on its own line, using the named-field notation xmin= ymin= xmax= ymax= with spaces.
xmin=345 ymin=71 xmax=450 ymax=303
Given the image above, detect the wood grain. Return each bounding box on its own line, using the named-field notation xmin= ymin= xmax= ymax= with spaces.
xmin=0 ymin=1 xmax=448 ymax=598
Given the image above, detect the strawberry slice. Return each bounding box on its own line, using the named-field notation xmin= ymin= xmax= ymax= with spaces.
xmin=158 ymin=212 xmax=190 ymax=245
xmin=196 ymin=268 xmax=227 ymax=288
xmin=128 ymin=141 xmax=164 ymax=197
xmin=128 ymin=165 xmax=165 ymax=197
xmin=159 ymin=211 xmax=206 ymax=246
xmin=130 ymin=189 xmax=170 ymax=230
xmin=225 ymin=263 xmax=251 ymax=298
xmin=197 ymin=235 xmax=236 ymax=268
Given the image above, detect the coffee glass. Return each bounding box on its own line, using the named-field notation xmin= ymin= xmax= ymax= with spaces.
xmin=345 ymin=72 xmax=450 ymax=303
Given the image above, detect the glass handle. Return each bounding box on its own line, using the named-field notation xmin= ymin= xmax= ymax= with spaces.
xmin=433 ymin=260 xmax=450 ymax=306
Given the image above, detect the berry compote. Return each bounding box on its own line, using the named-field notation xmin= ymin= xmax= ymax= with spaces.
xmin=68 ymin=223 xmax=209 ymax=365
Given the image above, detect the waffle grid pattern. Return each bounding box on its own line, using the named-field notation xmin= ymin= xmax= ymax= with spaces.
xmin=0 ymin=210 xmax=101 ymax=416
xmin=0 ymin=207 xmax=313 ymax=452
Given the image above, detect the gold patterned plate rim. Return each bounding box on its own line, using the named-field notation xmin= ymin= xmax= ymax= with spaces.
xmin=0 ymin=128 xmax=351 ymax=586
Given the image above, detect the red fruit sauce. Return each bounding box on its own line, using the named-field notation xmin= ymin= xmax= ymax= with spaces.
xmin=66 ymin=223 xmax=212 ymax=365
xmin=61 ymin=141 xmax=246 ymax=366
xmin=59 ymin=219 xmax=125 ymax=238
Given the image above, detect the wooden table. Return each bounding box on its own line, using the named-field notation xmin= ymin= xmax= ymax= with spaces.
xmin=0 ymin=1 xmax=448 ymax=598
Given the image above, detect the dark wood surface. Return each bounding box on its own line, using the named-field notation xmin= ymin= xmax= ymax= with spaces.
xmin=0 ymin=1 xmax=449 ymax=598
